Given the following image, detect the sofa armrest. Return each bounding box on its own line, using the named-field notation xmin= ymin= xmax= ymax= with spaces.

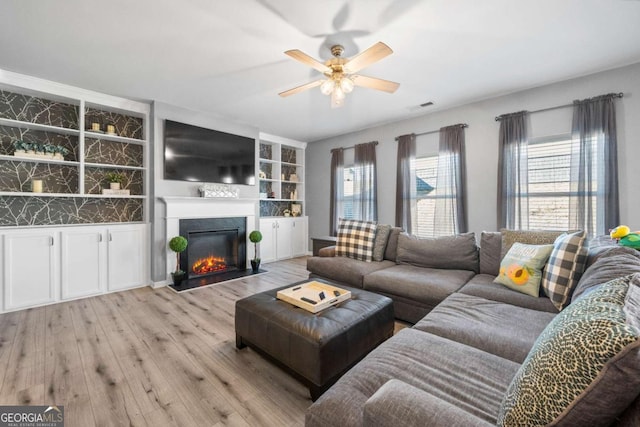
xmin=318 ymin=246 xmax=336 ymax=257
xmin=364 ymin=380 xmax=494 ymax=427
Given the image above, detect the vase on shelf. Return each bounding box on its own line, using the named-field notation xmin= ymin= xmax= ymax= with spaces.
xmin=110 ymin=182 xmax=121 ymax=190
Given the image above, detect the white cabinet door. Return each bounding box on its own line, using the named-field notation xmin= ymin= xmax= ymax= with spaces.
xmin=276 ymin=219 xmax=293 ymax=259
xmin=3 ymin=231 xmax=57 ymax=310
xmin=107 ymin=225 xmax=146 ymax=291
xmin=259 ymin=218 xmax=278 ymax=263
xmin=291 ymin=217 xmax=308 ymax=257
xmin=61 ymin=227 xmax=106 ymax=299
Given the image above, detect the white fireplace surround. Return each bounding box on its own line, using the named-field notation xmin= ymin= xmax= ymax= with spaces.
xmin=161 ymin=197 xmax=256 ymax=285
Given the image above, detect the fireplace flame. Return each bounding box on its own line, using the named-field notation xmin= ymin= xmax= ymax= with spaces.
xmin=192 ymin=255 xmax=227 ymax=275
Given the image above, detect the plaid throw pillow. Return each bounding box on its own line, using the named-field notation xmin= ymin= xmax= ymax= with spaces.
xmin=335 ymin=218 xmax=377 ymax=262
xmin=541 ymin=230 xmax=588 ymax=310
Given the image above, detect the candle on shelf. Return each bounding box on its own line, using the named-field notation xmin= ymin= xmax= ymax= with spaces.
xmin=32 ymin=179 xmax=43 ymax=193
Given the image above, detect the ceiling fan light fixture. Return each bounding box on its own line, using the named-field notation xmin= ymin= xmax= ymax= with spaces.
xmin=340 ymin=77 xmax=354 ymax=94
xmin=320 ymin=79 xmax=335 ymax=96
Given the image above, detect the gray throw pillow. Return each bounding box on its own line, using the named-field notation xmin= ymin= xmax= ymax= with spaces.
xmin=372 ymin=224 xmax=392 ymax=262
xmin=396 ymin=232 xmax=479 ymax=273
xmin=479 ymin=231 xmax=502 ymax=276
xmin=572 ymin=246 xmax=640 ymax=303
xmin=498 ymin=274 xmax=640 ymax=427
xmin=384 ymin=227 xmax=403 ymax=262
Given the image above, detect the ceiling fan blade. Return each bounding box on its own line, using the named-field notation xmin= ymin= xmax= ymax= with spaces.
xmin=343 ymin=41 xmax=393 ymax=73
xmin=284 ymin=49 xmax=331 ymax=73
xmin=278 ymin=80 xmax=323 ymax=97
xmin=351 ymin=75 xmax=399 ymax=93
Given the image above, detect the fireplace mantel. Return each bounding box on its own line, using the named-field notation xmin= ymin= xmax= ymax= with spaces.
xmin=161 ymin=196 xmax=257 ymax=285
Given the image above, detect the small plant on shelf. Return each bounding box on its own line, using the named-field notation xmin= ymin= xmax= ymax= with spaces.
xmin=105 ymin=172 xmax=125 ymax=190
xmin=12 ymin=140 xmax=28 ymax=155
xmin=249 ymin=230 xmax=263 ymax=273
xmin=53 ymin=146 xmax=69 ymax=160
xmin=168 ymin=236 xmax=188 ymax=286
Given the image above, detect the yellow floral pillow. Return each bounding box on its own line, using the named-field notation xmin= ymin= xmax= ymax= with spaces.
xmin=494 ymin=243 xmax=554 ymax=297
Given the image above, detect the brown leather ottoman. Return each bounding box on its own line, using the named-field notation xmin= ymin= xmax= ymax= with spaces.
xmin=235 ymin=280 xmax=394 ymax=400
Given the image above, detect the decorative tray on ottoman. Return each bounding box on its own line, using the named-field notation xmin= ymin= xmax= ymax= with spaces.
xmin=277 ymin=281 xmax=351 ymax=313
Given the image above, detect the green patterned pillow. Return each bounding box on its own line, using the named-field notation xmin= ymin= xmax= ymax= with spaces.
xmin=498 ymin=274 xmax=640 ymax=426
xmin=494 ymin=243 xmax=554 ymax=297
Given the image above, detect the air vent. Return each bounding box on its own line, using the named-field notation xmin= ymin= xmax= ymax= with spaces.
xmin=420 ymin=101 xmax=434 ymax=107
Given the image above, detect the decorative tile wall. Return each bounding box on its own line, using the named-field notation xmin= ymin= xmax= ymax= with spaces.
xmin=260 ymin=200 xmax=303 ymax=217
xmin=84 ymin=138 xmax=143 ymax=167
xmin=0 ymin=125 xmax=79 ymax=161
xmin=281 ymin=147 xmax=297 ymax=164
xmin=0 ymin=91 xmax=145 ymax=226
xmin=0 ymin=90 xmax=79 ymax=128
xmin=0 ymin=197 xmax=143 ymax=226
xmin=0 ymin=161 xmax=79 ymax=193
xmin=259 ymin=143 xmax=272 ymax=160
xmin=85 ymin=108 xmax=143 ymax=139
xmin=259 ymin=161 xmax=273 ymax=180
xmin=84 ymin=167 xmax=143 ymax=195
xmin=259 ymin=181 xmax=273 ymax=196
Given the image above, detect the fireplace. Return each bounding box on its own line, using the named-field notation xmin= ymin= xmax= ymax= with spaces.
xmin=179 ymin=217 xmax=247 ymax=280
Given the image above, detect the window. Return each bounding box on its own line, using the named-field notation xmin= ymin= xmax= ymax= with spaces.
xmin=342 ymin=166 xmax=355 ymax=220
xmin=526 ymin=135 xmax=596 ymax=231
xmin=414 ymin=155 xmax=438 ymax=238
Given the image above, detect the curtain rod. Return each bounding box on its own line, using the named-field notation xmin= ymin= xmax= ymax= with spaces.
xmin=415 ymin=123 xmax=468 ymax=137
xmin=394 ymin=123 xmax=468 ymax=141
xmin=330 ymin=141 xmax=378 ymax=153
xmin=494 ymin=92 xmax=624 ymax=121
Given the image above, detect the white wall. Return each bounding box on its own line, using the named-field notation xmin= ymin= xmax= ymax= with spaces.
xmin=150 ymin=102 xmax=260 ymax=282
xmin=306 ymin=62 xmax=640 ymax=243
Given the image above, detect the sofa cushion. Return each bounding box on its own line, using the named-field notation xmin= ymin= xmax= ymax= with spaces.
xmin=384 ymin=227 xmax=403 ymax=262
xmin=459 ymin=274 xmax=558 ymax=313
xmin=306 ymin=256 xmax=395 ymax=288
xmin=414 ymin=293 xmax=556 ymax=363
xmin=363 ymin=380 xmax=494 ymax=427
xmin=372 ymin=224 xmax=392 ymax=262
xmin=498 ymin=274 xmax=640 ymax=427
xmin=572 ymin=245 xmax=640 ymax=303
xmin=363 ymin=264 xmax=475 ymax=313
xmin=494 ymin=243 xmax=553 ymax=297
xmin=336 ymin=218 xmax=377 ymax=262
xmin=500 ymin=229 xmax=564 ymax=259
xmin=305 ymin=329 xmax=520 ymax=427
xmin=396 ymin=232 xmax=479 ymax=273
xmin=541 ymin=230 xmax=588 ymax=310
xmin=479 ymin=231 xmax=502 ymax=276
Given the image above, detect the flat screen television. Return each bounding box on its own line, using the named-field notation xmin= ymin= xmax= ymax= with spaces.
xmin=164 ymin=120 xmax=256 ymax=185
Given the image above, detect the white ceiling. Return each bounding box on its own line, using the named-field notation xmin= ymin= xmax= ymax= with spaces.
xmin=1 ymin=0 xmax=640 ymax=142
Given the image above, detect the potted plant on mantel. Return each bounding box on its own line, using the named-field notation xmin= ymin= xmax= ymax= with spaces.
xmin=249 ymin=230 xmax=263 ymax=273
xmin=105 ymin=172 xmax=125 ymax=190
xmin=168 ymin=236 xmax=188 ymax=286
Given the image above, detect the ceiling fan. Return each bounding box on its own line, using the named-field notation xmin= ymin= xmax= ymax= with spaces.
xmin=279 ymin=41 xmax=399 ymax=108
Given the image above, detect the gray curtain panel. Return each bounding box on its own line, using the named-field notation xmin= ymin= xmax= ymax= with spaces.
xmin=497 ymin=111 xmax=529 ymax=230
xmin=354 ymin=141 xmax=378 ymax=221
xmin=570 ymin=94 xmax=619 ymax=236
xmin=434 ymin=125 xmax=468 ymax=235
xmin=329 ymin=148 xmax=344 ymax=236
xmin=395 ymin=134 xmax=416 ymax=232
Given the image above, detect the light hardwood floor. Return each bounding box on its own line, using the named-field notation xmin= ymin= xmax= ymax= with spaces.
xmin=0 ymin=257 xmax=317 ymax=427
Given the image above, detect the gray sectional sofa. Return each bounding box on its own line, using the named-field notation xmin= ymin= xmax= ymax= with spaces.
xmin=305 ymin=230 xmax=640 ymax=426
